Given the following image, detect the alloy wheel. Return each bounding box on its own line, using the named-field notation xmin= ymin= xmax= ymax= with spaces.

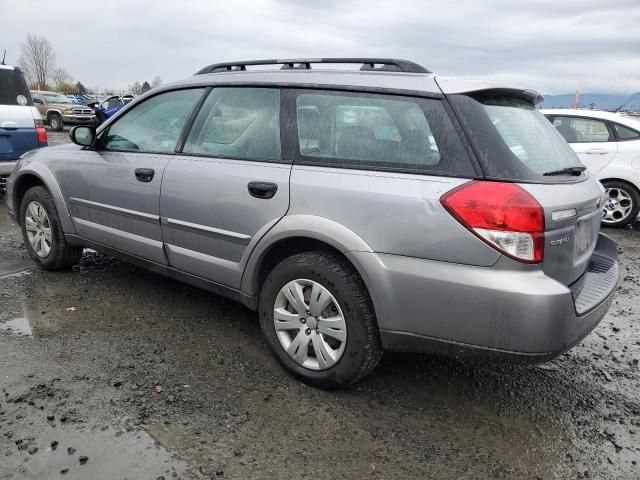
xmin=273 ymin=279 xmax=347 ymax=370
xmin=602 ymin=187 xmax=633 ymax=224
xmin=24 ymin=201 xmax=52 ymax=258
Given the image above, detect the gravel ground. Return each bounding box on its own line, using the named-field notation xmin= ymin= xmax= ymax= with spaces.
xmin=45 ymin=128 xmax=72 ymax=147
xmin=1 ymin=132 xmax=639 ymax=479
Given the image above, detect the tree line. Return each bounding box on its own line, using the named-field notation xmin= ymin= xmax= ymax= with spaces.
xmin=19 ymin=33 xmax=162 ymax=96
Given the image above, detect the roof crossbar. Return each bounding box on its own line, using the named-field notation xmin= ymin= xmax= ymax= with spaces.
xmin=195 ymin=58 xmax=430 ymax=75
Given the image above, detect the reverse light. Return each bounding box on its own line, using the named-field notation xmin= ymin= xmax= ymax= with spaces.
xmin=34 ymin=119 xmax=48 ymax=145
xmin=441 ymin=181 xmax=545 ymax=263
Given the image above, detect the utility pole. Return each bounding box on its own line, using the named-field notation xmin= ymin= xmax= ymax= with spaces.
xmin=572 ymin=90 xmax=581 ymax=109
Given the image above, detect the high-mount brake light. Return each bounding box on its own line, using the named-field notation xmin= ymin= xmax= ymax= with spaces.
xmin=441 ymin=181 xmax=545 ymax=263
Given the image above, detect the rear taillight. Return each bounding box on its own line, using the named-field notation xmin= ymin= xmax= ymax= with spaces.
xmin=441 ymin=181 xmax=545 ymax=263
xmin=34 ymin=119 xmax=47 ymax=145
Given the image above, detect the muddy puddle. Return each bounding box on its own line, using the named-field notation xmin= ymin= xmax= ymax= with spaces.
xmin=3 ymin=425 xmax=186 ymax=480
xmin=0 ymin=317 xmax=33 ymax=336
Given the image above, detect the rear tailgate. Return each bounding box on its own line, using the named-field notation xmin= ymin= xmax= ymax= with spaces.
xmin=0 ymin=106 xmax=40 ymax=161
xmin=522 ymin=180 xmax=603 ymax=286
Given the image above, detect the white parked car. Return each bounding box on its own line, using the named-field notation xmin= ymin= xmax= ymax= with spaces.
xmin=541 ymin=109 xmax=640 ymax=226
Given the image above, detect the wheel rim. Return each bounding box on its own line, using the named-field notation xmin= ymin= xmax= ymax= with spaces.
xmin=51 ymin=116 xmax=59 ymax=129
xmin=602 ymin=187 xmax=633 ymax=224
xmin=24 ymin=201 xmax=52 ymax=258
xmin=273 ymin=279 xmax=347 ymax=371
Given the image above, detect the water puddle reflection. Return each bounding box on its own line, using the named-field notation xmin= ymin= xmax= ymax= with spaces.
xmin=0 ymin=317 xmax=33 ymax=336
xmin=8 ymin=426 xmax=187 ymax=480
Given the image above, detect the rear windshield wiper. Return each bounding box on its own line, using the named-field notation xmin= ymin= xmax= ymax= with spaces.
xmin=542 ymin=166 xmax=587 ymax=176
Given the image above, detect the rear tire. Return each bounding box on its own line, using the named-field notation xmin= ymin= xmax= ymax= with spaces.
xmin=601 ymin=180 xmax=640 ymax=227
xmin=19 ymin=186 xmax=82 ymax=270
xmin=258 ymin=251 xmax=383 ymax=389
xmin=49 ymin=113 xmax=63 ymax=131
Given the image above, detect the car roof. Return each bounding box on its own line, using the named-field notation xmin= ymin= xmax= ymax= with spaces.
xmin=167 ymin=69 xmax=441 ymax=94
xmin=541 ymin=108 xmax=640 ymax=129
xmin=155 ymin=58 xmax=543 ymax=102
xmin=158 ymin=69 xmax=542 ymax=103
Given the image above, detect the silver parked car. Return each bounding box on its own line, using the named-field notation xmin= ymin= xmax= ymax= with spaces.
xmin=5 ymin=58 xmax=619 ymax=388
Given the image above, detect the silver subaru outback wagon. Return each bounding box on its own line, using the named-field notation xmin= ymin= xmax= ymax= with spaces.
xmin=5 ymin=58 xmax=619 ymax=388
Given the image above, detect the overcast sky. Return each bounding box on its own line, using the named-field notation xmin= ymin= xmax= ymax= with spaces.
xmin=2 ymin=0 xmax=639 ymax=94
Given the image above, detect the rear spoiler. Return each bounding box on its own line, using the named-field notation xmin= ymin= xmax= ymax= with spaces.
xmin=435 ymin=77 xmax=544 ymax=105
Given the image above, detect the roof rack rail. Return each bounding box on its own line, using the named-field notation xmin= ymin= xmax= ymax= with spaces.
xmin=194 ymin=58 xmax=430 ymax=75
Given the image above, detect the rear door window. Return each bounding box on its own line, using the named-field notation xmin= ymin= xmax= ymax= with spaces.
xmin=0 ymin=69 xmax=33 ymax=106
xmin=552 ymin=116 xmax=613 ymax=143
xmin=293 ymin=91 xmax=474 ymax=176
xmin=183 ymin=87 xmax=281 ymax=162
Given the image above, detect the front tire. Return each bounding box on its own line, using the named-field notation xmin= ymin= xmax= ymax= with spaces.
xmin=49 ymin=113 xmax=63 ymax=131
xmin=259 ymin=251 xmax=382 ymax=389
xmin=20 ymin=186 xmax=82 ymax=270
xmin=601 ymin=180 xmax=640 ymax=227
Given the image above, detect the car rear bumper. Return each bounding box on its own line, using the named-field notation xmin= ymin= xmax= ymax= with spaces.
xmin=0 ymin=160 xmax=17 ymax=176
xmin=349 ymin=233 xmax=619 ymax=362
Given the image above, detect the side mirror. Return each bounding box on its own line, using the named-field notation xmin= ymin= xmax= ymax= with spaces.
xmin=70 ymin=125 xmax=96 ymax=147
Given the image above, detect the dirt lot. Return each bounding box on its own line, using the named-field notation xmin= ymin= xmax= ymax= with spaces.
xmin=1 ymin=130 xmax=639 ymax=479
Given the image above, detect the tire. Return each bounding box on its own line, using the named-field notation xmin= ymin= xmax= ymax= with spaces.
xmin=258 ymin=251 xmax=383 ymax=389
xmin=601 ymin=180 xmax=640 ymax=227
xmin=49 ymin=113 xmax=63 ymax=131
xmin=19 ymin=186 xmax=82 ymax=270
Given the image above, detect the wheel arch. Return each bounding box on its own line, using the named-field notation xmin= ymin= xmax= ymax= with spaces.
xmin=599 ymin=177 xmax=640 ymax=196
xmin=241 ymin=215 xmax=374 ymax=299
xmin=12 ymin=168 xmax=75 ymax=234
xmin=45 ymin=108 xmax=63 ymax=118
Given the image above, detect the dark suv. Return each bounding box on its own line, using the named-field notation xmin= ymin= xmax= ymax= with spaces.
xmin=6 ymin=58 xmax=619 ymax=388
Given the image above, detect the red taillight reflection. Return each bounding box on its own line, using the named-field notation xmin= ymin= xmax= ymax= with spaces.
xmin=34 ymin=119 xmax=47 ymax=145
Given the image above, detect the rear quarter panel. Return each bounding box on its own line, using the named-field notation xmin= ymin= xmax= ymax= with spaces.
xmin=287 ymin=165 xmax=501 ymax=264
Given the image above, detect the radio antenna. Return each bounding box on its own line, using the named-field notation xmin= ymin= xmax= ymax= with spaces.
xmin=1 ymin=50 xmax=6 ymax=65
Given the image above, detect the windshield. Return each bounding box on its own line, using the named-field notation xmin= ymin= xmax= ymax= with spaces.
xmin=480 ymin=97 xmax=582 ymax=175
xmin=43 ymin=93 xmax=74 ymax=104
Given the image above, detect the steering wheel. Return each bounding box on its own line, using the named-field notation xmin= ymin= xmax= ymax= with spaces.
xmin=139 ymin=132 xmax=178 ymax=151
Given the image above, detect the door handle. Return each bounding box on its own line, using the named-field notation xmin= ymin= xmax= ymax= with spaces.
xmin=248 ymin=181 xmax=278 ymax=199
xmin=135 ymin=168 xmax=155 ymax=182
xmin=585 ymin=148 xmax=609 ymax=155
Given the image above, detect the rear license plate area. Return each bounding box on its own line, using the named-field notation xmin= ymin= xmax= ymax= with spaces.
xmin=575 ymin=211 xmax=600 ymax=256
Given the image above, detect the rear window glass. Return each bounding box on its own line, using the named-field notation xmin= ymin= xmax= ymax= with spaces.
xmin=480 ymin=97 xmax=581 ymax=175
xmin=0 ymin=69 xmax=33 ymax=106
xmin=295 ymin=92 xmax=474 ymax=176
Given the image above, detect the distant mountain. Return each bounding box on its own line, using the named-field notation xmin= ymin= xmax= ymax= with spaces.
xmin=541 ymin=92 xmax=640 ymax=111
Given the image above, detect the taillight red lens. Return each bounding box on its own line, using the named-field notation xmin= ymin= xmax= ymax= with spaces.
xmin=34 ymin=119 xmax=48 ymax=145
xmin=441 ymin=181 xmax=545 ymax=263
